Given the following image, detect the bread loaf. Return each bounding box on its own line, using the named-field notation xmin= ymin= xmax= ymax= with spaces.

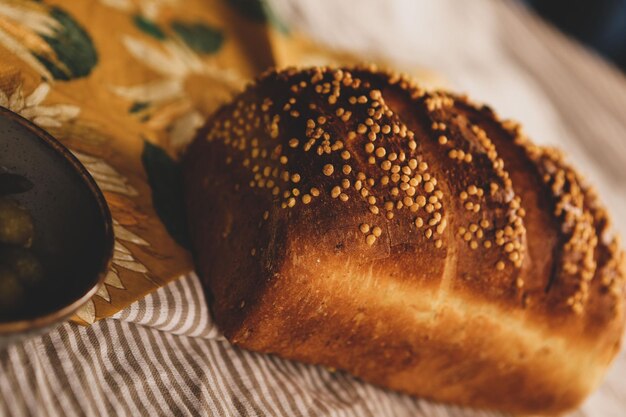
xmin=182 ymin=66 xmax=626 ymax=415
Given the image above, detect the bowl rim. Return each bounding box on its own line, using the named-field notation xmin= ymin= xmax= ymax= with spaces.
xmin=0 ymin=106 xmax=114 ymax=334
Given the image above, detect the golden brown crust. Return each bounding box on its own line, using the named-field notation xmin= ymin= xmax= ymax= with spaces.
xmin=183 ymin=66 xmax=626 ymax=415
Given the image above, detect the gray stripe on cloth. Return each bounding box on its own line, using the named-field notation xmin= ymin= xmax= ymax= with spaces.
xmin=109 ymin=320 xmax=176 ymax=415
xmin=54 ymin=324 xmax=109 ymax=416
xmin=93 ymin=320 xmax=154 ymax=415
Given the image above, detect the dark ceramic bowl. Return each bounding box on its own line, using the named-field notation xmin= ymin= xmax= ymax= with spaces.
xmin=0 ymin=107 xmax=113 ymax=346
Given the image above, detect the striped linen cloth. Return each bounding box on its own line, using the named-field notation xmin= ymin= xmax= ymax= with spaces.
xmin=2 ymin=0 xmax=626 ymax=416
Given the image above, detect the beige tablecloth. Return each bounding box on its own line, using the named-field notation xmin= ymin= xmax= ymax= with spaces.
xmin=2 ymin=0 xmax=626 ymax=416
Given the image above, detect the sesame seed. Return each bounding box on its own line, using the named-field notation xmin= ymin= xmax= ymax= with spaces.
xmin=331 ymin=186 xmax=341 ymax=198
xmin=435 ymin=239 xmax=443 ymax=248
xmin=310 ymin=187 xmax=320 ymax=197
xmin=366 ymin=234 xmax=376 ymax=246
xmin=287 ymin=197 xmax=296 ymax=207
xmin=438 ymin=135 xmax=448 ymax=145
xmin=369 ymin=206 xmax=379 ymax=215
xmin=323 ymin=164 xmax=334 ymax=176
xmin=365 ymin=143 xmax=375 ymax=153
xmin=375 ymin=147 xmax=386 ymax=158
xmin=360 ymin=223 xmax=370 ymax=234
xmin=343 ymin=165 xmax=352 ymax=174
xmin=339 ymin=193 xmax=349 ymax=201
xmin=341 ymin=151 xmax=351 ymax=160
xmin=415 ymin=217 xmax=424 ymax=228
xmin=263 ymin=211 xmax=269 ymax=220
xmin=496 ymin=261 xmax=505 ymax=271
xmin=291 ymin=173 xmax=301 ymax=183
xmin=372 ymin=226 xmax=382 ymax=237
xmin=302 ymin=194 xmax=312 ymax=204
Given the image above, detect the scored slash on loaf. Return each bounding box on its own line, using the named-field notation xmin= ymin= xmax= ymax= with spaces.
xmin=183 ymin=65 xmax=626 ymax=415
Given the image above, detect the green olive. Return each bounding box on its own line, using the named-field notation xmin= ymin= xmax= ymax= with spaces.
xmin=0 ymin=265 xmax=24 ymax=312
xmin=0 ymin=173 xmax=33 ymax=196
xmin=0 ymin=246 xmax=44 ymax=287
xmin=0 ymin=198 xmax=34 ymax=247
